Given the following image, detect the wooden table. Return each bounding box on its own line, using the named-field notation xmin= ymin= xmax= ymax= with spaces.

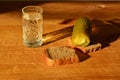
xmin=0 ymin=2 xmax=120 ymax=80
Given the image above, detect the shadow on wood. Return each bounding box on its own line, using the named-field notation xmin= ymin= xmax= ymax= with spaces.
xmin=74 ymin=47 xmax=91 ymax=62
xmin=91 ymin=19 xmax=120 ymax=48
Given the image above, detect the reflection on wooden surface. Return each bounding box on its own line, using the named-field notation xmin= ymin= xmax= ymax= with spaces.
xmin=43 ymin=26 xmax=73 ymax=45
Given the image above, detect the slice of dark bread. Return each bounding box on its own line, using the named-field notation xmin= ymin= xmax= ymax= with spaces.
xmin=44 ymin=46 xmax=80 ymax=67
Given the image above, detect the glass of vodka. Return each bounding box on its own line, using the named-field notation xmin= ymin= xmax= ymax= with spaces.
xmin=22 ymin=6 xmax=43 ymax=47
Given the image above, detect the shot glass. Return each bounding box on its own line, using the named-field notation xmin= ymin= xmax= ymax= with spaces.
xmin=22 ymin=6 xmax=43 ymax=47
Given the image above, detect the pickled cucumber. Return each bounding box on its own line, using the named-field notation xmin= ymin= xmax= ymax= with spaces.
xmin=71 ymin=17 xmax=92 ymax=46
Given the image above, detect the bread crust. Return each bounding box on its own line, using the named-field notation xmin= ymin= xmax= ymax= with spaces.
xmin=44 ymin=47 xmax=80 ymax=67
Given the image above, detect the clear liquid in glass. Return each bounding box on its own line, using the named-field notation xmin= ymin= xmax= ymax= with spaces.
xmin=23 ymin=12 xmax=43 ymax=47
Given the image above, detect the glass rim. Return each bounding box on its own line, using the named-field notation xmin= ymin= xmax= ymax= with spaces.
xmin=22 ymin=6 xmax=43 ymax=14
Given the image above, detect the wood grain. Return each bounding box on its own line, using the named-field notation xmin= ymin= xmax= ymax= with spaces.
xmin=0 ymin=2 xmax=120 ymax=80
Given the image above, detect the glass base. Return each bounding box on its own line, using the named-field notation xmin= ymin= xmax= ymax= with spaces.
xmin=23 ymin=40 xmax=42 ymax=48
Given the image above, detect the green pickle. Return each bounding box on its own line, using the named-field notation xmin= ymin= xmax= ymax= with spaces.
xmin=71 ymin=17 xmax=92 ymax=46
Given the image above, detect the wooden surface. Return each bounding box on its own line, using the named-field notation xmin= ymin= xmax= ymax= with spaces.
xmin=0 ymin=2 xmax=120 ymax=80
